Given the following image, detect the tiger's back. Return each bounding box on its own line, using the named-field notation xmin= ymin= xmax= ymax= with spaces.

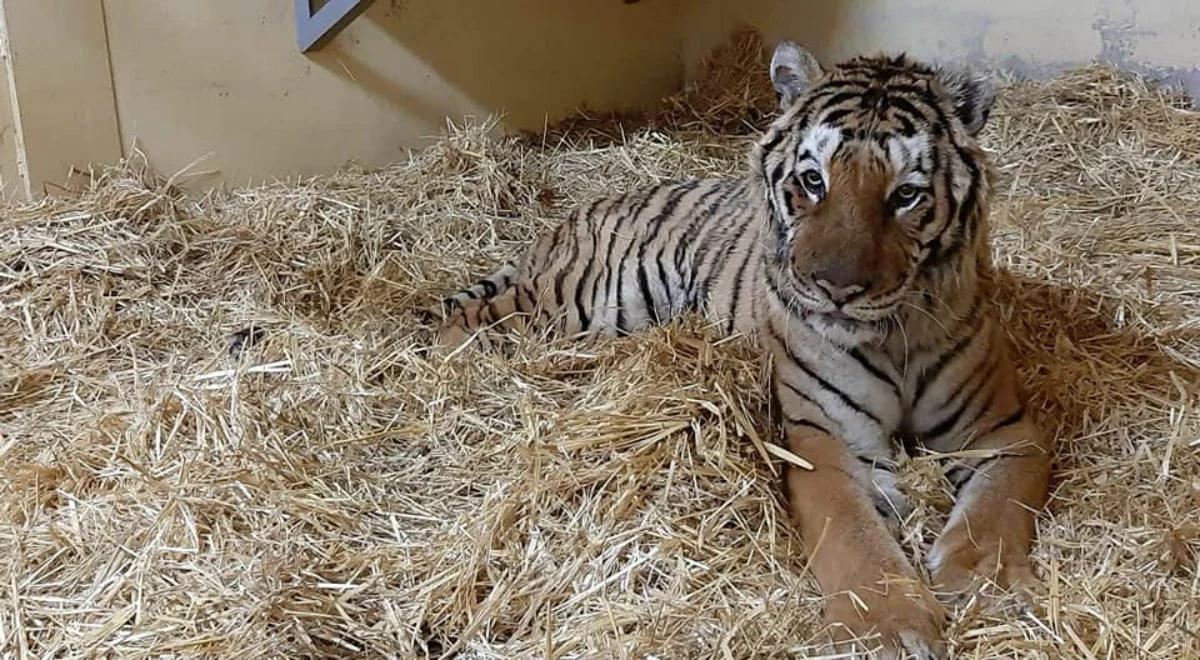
xmin=435 ymin=176 xmax=770 ymax=345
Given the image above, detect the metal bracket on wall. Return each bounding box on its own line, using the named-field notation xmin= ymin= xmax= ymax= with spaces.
xmin=294 ymin=0 xmax=376 ymax=53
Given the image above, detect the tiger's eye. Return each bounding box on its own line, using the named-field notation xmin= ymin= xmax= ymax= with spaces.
xmin=800 ymin=170 xmax=824 ymax=194
xmin=894 ymin=184 xmax=918 ymax=201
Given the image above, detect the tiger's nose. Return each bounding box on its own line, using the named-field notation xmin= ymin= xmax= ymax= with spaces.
xmin=814 ymin=267 xmax=871 ymax=303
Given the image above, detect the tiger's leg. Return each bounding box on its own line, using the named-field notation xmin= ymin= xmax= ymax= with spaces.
xmin=435 ymin=285 xmax=535 ymax=350
xmin=784 ymin=422 xmax=945 ymax=657
xmin=768 ymin=327 xmax=940 ymax=654
xmin=434 ymin=212 xmax=602 ymax=349
xmin=927 ymin=415 xmax=1051 ymax=598
xmin=925 ymin=358 xmax=1052 ymax=600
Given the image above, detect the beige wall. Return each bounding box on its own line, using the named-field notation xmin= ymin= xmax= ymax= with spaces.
xmin=0 ymin=0 xmax=121 ymax=199
xmin=101 ymin=0 xmax=684 ymax=188
xmin=0 ymin=0 xmax=1197 ymax=198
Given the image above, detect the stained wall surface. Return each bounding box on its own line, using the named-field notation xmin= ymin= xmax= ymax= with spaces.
xmin=680 ymin=0 xmax=1200 ymax=97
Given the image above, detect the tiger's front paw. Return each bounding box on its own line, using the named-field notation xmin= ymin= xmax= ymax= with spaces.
xmin=928 ymin=525 xmax=1041 ymax=608
xmin=823 ymin=575 xmax=946 ymax=659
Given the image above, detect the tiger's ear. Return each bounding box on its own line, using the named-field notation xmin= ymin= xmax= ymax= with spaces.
xmin=770 ymin=41 xmax=823 ymax=109
xmin=934 ymin=67 xmax=997 ymax=136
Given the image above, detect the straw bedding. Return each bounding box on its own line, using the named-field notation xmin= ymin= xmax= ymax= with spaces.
xmin=2 ymin=33 xmax=1199 ymax=659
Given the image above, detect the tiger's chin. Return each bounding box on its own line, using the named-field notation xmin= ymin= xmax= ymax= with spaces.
xmin=803 ymin=311 xmax=888 ymax=346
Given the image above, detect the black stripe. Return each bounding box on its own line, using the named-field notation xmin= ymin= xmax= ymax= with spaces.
xmin=792 ymin=356 xmax=880 ymax=425
xmin=636 ymin=262 xmax=658 ymax=325
xmin=949 ymin=456 xmax=1000 ymax=497
xmin=848 ymin=347 xmax=899 ymax=393
xmin=783 ymin=415 xmax=831 ymax=436
xmin=480 ymin=280 xmax=498 ymax=297
xmin=598 ymin=215 xmax=624 ymax=315
xmin=552 ymin=218 xmax=583 ymax=314
xmin=517 ymin=283 xmax=538 ymax=319
xmin=672 ymin=182 xmax=736 ymax=281
xmin=632 ymin=182 xmax=701 ymax=326
xmin=642 ymin=181 xmax=707 ymax=319
xmin=569 ymin=198 xmax=608 ymax=331
xmin=956 ymin=154 xmax=982 ymax=234
xmin=654 ymin=252 xmax=675 ymax=317
xmin=614 ymin=247 xmax=634 ymax=332
xmin=957 ymin=386 xmax=1005 ymax=441
xmin=762 ymin=264 xmax=791 ymax=309
xmin=584 ymin=194 xmax=632 ymax=327
xmin=770 ymin=320 xmax=880 ymax=425
xmin=873 ymin=499 xmax=897 ymax=521
xmin=599 ymin=193 xmax=643 ymax=305
xmin=891 ymin=111 xmax=916 ymax=135
xmin=982 ymin=407 xmax=1026 ymax=437
xmin=781 ymin=188 xmax=796 ymax=216
xmin=946 ymin=464 xmax=971 ymax=489
xmin=607 ymin=188 xmax=665 ymax=331
xmin=544 ymin=222 xmax=568 ymax=259
xmin=480 ymin=297 xmax=498 ymax=325
xmin=694 ymin=195 xmax=756 ymax=308
xmin=724 ymin=232 xmax=757 ymax=334
xmin=808 ymin=79 xmax=873 ymax=96
xmin=822 ymin=91 xmax=867 ymax=110
xmin=921 ymin=359 xmax=995 ymax=440
xmin=768 ymin=160 xmax=787 ymax=188
xmin=913 ymin=298 xmax=982 ymax=402
xmin=880 ymin=95 xmax=932 ymax=125
xmin=575 ymin=200 xmax=614 ymax=330
xmin=687 ymin=190 xmax=750 ymax=303
xmin=681 ymin=180 xmax=744 ymax=276
xmin=921 ymin=92 xmax=986 ymax=272
xmin=758 ymin=126 xmax=789 ymax=155
xmin=778 ymin=379 xmax=830 ymax=421
xmin=616 ymin=183 xmax=685 ymax=330
xmin=821 ymin=108 xmax=855 ymax=125
xmin=915 ymin=124 xmax=945 ymax=234
xmin=924 ymin=224 xmax=961 ymax=270
xmin=915 ymin=333 xmax=979 ymax=404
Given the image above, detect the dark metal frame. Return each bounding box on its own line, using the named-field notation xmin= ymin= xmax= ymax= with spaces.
xmin=294 ymin=0 xmax=375 ymax=52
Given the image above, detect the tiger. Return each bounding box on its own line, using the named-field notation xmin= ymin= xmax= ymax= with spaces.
xmin=427 ymin=41 xmax=1052 ymax=658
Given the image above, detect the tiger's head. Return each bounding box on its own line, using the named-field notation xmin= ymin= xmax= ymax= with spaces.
xmin=755 ymin=42 xmax=996 ymax=345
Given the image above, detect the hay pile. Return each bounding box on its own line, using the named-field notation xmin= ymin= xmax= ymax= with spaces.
xmin=3 ymin=33 xmax=1199 ymax=658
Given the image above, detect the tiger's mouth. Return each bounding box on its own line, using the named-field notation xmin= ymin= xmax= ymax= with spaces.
xmin=802 ymin=307 xmax=889 ymax=345
xmin=821 ymin=309 xmax=854 ymax=322
xmin=808 ymin=300 xmax=896 ymax=331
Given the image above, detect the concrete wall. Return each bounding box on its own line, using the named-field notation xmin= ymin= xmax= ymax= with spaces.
xmin=0 ymin=0 xmax=1197 ymax=198
xmin=679 ymin=0 xmax=1200 ymax=98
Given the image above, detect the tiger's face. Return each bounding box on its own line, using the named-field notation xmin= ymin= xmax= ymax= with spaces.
xmin=757 ymin=43 xmax=995 ymax=344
